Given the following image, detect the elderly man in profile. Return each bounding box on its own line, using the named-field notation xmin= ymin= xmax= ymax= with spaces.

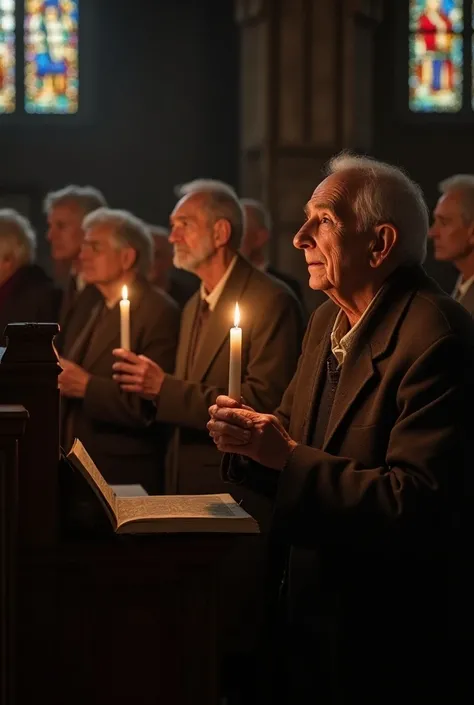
xmin=0 ymin=209 xmax=60 ymax=346
xmin=59 ymin=207 xmax=179 ymax=493
xmin=44 ymin=184 xmax=107 ymax=350
xmin=113 ymin=184 xmax=303 ymax=498
xmin=207 ymin=154 xmax=473 ymax=705
xmin=429 ymin=173 xmax=474 ymax=314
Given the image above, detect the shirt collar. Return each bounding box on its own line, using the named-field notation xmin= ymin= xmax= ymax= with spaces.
xmin=453 ymin=273 xmax=474 ymax=300
xmin=200 ymin=255 xmax=237 ymax=311
xmin=330 ymin=287 xmax=384 ymax=366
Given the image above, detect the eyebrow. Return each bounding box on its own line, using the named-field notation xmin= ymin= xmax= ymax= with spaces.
xmin=304 ymin=201 xmax=337 ymax=217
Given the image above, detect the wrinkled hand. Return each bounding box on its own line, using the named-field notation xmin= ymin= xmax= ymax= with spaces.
xmin=112 ymin=348 xmax=165 ymax=400
xmin=207 ymin=395 xmax=297 ymax=471
xmin=58 ymin=358 xmax=91 ymax=398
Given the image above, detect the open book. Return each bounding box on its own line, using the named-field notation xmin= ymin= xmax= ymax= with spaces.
xmin=66 ymin=439 xmax=259 ymax=535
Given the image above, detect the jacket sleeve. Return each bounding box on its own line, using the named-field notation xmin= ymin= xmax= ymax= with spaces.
xmin=83 ymin=301 xmax=180 ymax=427
xmin=273 ymin=333 xmax=472 ymax=545
xmin=156 ymin=289 xmax=304 ymax=429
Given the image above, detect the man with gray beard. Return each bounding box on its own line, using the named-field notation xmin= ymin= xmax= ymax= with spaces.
xmin=113 ymin=185 xmax=304 ymax=498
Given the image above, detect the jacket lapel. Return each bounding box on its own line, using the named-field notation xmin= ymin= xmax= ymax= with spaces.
xmin=175 ymin=293 xmax=199 ymax=379
xmin=300 ymin=323 xmax=334 ymax=445
xmin=322 ymin=266 xmax=421 ymax=449
xmin=190 ymin=256 xmax=253 ymax=381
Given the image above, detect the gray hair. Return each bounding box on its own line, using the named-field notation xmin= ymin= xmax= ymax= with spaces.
xmin=241 ymin=198 xmax=272 ymax=231
xmin=44 ymin=184 xmax=107 ymax=216
xmin=438 ymin=174 xmax=474 ymax=225
xmin=174 ymin=178 xmax=238 ymax=199
xmin=83 ymin=207 xmax=153 ymax=277
xmin=328 ymin=153 xmax=428 ymax=265
xmin=178 ymin=186 xmax=244 ymax=250
xmin=0 ymin=209 xmax=36 ymax=266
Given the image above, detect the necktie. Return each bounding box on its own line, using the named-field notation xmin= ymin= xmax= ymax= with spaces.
xmin=188 ymin=299 xmax=210 ymax=372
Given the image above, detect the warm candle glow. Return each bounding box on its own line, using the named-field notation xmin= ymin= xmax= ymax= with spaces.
xmin=234 ymin=302 xmax=240 ymax=328
xmin=120 ymin=285 xmax=131 ymax=351
xmin=229 ymin=302 xmax=242 ymax=402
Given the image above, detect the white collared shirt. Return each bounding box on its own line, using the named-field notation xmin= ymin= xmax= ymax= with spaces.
xmin=200 ymin=255 xmax=238 ymax=311
xmin=452 ymin=274 xmax=474 ymax=301
xmin=330 ymin=288 xmax=383 ymax=366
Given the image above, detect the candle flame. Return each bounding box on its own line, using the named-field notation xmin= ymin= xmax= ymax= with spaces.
xmin=122 ymin=285 xmax=128 ymax=301
xmin=234 ymin=302 xmax=240 ymax=328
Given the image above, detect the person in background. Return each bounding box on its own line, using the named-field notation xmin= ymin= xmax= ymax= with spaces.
xmin=148 ymin=224 xmax=198 ymax=309
xmin=240 ymin=198 xmax=304 ymax=305
xmin=59 ymin=207 xmax=179 ymax=494
xmin=44 ymin=184 xmax=107 ymax=351
xmin=429 ymin=173 xmax=474 ymax=314
xmin=208 ymin=153 xmax=472 ymax=705
xmin=0 ymin=208 xmax=60 ymax=346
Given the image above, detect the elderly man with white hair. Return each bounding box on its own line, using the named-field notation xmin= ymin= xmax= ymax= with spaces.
xmin=59 ymin=207 xmax=179 ymax=493
xmin=429 ymin=173 xmax=474 ymax=315
xmin=0 ymin=208 xmax=60 ymax=346
xmin=207 ymin=153 xmax=473 ymax=705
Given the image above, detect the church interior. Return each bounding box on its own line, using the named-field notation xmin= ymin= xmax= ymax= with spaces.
xmin=1 ymin=1 xmax=472 ymax=704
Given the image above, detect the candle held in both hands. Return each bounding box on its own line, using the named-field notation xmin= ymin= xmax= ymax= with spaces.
xmin=228 ymin=302 xmax=242 ymax=402
xmin=120 ymin=285 xmax=131 ymax=351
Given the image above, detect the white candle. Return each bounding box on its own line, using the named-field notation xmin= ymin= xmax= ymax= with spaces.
xmin=228 ymin=302 xmax=242 ymax=402
xmin=120 ymin=285 xmax=131 ymax=351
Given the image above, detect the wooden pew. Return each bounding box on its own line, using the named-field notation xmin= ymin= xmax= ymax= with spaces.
xmin=0 ymin=323 xmax=237 ymax=705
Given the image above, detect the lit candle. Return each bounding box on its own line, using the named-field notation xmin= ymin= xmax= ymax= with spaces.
xmin=120 ymin=285 xmax=131 ymax=351
xmin=228 ymin=302 xmax=242 ymax=402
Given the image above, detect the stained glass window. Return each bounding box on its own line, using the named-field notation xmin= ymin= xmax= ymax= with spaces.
xmin=409 ymin=1 xmax=464 ymax=113
xmin=24 ymin=0 xmax=79 ymax=114
xmin=0 ymin=0 xmax=16 ymax=114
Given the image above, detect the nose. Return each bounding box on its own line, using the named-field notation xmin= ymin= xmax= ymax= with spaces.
xmin=428 ymin=223 xmax=437 ymax=239
xmin=46 ymin=227 xmax=54 ymax=242
xmin=168 ymin=228 xmax=179 ymax=244
xmin=293 ymin=222 xmax=313 ymax=250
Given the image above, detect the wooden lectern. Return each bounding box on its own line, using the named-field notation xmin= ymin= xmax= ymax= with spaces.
xmin=0 ymin=323 xmax=238 ymax=705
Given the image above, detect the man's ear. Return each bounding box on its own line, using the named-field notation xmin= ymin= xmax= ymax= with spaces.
xmin=120 ymin=246 xmax=137 ymax=272
xmin=214 ymin=218 xmax=232 ymax=248
xmin=369 ymin=223 xmax=398 ymax=268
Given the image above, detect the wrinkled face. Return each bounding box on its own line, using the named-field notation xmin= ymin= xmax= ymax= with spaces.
xmin=428 ymin=191 xmax=474 ymax=264
xmin=150 ymin=234 xmax=173 ymax=283
xmin=169 ymin=193 xmax=217 ymax=273
xmin=47 ymin=202 xmax=84 ymax=262
xmin=79 ymin=224 xmax=135 ymax=285
xmin=293 ymin=172 xmax=374 ymax=295
xmin=240 ymin=205 xmax=269 ymax=260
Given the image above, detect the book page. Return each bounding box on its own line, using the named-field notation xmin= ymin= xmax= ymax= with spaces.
xmin=116 ymin=493 xmax=256 ymax=527
xmin=68 ymin=439 xmax=117 ymax=524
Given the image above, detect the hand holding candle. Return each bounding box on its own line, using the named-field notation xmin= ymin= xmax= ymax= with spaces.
xmin=228 ymin=302 xmax=242 ymax=402
xmin=120 ymin=285 xmax=131 ymax=351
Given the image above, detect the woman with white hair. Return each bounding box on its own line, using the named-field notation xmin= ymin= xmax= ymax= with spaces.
xmin=0 ymin=208 xmax=60 ymax=346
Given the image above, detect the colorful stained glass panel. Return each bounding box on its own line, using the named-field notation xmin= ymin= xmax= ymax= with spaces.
xmin=409 ymin=0 xmax=463 ymax=33
xmin=409 ymin=32 xmax=463 ymax=112
xmin=24 ymin=0 xmax=79 ymax=114
xmin=0 ymin=0 xmax=16 ymax=114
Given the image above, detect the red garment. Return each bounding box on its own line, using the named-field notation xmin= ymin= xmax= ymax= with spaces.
xmin=418 ymin=12 xmax=453 ymax=52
